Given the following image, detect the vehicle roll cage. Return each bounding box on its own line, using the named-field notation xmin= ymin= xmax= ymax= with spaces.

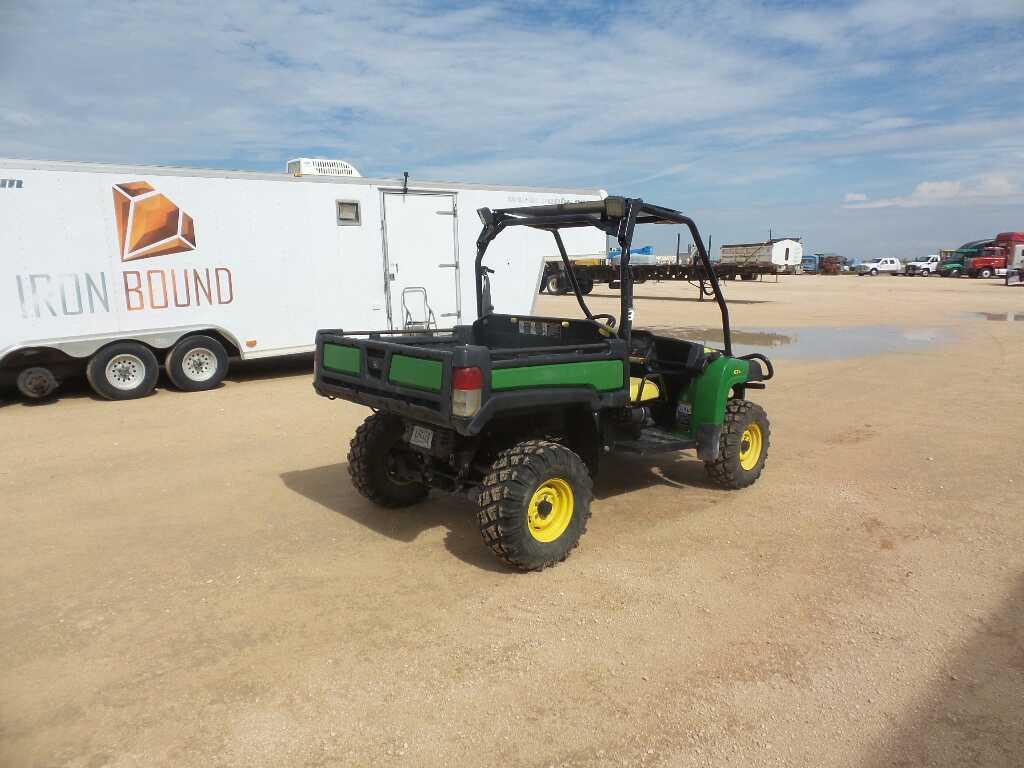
xmin=475 ymin=196 xmax=733 ymax=355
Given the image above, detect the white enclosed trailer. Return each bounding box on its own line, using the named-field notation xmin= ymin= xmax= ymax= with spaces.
xmin=0 ymin=158 xmax=605 ymax=400
xmin=718 ymin=238 xmax=803 ymax=270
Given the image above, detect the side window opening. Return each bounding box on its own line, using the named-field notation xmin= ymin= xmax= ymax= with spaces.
xmin=336 ymin=200 xmax=361 ymax=226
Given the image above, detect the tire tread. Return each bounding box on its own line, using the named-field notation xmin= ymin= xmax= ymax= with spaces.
xmin=704 ymin=399 xmax=770 ymax=490
xmin=477 ymin=440 xmax=592 ymax=571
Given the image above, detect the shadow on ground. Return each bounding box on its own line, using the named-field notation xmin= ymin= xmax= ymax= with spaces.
xmin=863 ymin=573 xmax=1024 ymax=767
xmin=281 ymin=454 xmax=714 ymax=571
xmin=592 ymin=452 xmax=717 ymax=499
xmin=587 ymin=292 xmax=769 ymax=305
xmin=225 ymin=353 xmax=313 ymax=382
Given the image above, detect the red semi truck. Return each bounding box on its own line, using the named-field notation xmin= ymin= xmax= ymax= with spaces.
xmin=965 ymin=232 xmax=1024 ymax=278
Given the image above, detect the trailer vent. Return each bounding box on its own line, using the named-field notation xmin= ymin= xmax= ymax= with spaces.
xmin=287 ymin=158 xmax=361 ymax=178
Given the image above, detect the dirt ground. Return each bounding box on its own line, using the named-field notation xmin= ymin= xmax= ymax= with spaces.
xmin=2 ymin=275 xmax=1023 ymax=767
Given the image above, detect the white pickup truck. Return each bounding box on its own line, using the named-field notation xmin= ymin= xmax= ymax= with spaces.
xmin=904 ymin=254 xmax=941 ymax=276
xmin=858 ymin=257 xmax=902 ymax=276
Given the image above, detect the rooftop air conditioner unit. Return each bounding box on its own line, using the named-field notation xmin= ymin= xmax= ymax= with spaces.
xmin=286 ymin=158 xmax=361 ymax=177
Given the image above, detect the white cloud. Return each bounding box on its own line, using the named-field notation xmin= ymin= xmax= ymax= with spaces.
xmin=844 ymin=193 xmax=868 ymax=202
xmin=845 ymin=173 xmax=1021 ymax=208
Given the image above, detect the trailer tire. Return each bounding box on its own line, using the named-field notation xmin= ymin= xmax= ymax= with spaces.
xmin=704 ymin=399 xmax=770 ymax=490
xmin=86 ymin=342 xmax=159 ymax=401
xmin=741 ymin=273 xmax=757 ymax=281
xmin=16 ymin=367 xmax=59 ymax=399
xmin=545 ymin=274 xmax=563 ymax=295
xmin=348 ymin=413 xmax=428 ymax=508
xmin=165 ymin=335 xmax=229 ymax=392
xmin=477 ymin=440 xmax=592 ymax=571
xmin=575 ymin=271 xmax=595 ymax=295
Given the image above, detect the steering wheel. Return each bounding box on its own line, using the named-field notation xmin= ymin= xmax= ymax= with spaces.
xmin=591 ymin=313 xmax=617 ymax=329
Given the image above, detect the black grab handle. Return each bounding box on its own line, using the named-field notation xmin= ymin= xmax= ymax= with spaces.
xmin=740 ymin=352 xmax=774 ymax=381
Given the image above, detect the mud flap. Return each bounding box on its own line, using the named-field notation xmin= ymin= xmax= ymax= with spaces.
xmin=696 ymin=423 xmax=722 ymax=461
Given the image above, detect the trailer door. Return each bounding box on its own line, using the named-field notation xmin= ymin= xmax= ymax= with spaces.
xmin=382 ymin=192 xmax=460 ymax=331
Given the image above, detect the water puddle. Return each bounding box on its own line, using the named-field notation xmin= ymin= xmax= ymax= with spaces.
xmin=649 ymin=324 xmax=953 ymax=360
xmin=971 ymin=312 xmax=1024 ymax=322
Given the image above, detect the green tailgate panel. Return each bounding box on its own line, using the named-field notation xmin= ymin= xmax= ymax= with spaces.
xmin=492 ymin=360 xmax=625 ymax=391
xmin=389 ymin=355 xmax=443 ymax=391
xmin=323 ymin=343 xmax=361 ymax=374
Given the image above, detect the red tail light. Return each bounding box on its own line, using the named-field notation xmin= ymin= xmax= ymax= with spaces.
xmin=452 ymin=367 xmax=483 ymax=417
xmin=452 ymin=366 xmax=483 ymax=391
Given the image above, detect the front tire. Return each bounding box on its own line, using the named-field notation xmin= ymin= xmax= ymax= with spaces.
xmin=477 ymin=440 xmax=592 ymax=571
xmin=980 ymin=268 xmax=993 ymax=278
xmin=165 ymin=335 xmax=229 ymax=392
xmin=348 ymin=413 xmax=428 ymax=507
xmin=86 ymin=342 xmax=159 ymax=400
xmin=870 ymin=268 xmax=878 ymax=276
xmin=705 ymin=400 xmax=770 ymax=489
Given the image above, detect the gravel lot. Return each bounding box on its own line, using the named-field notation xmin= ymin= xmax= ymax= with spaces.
xmin=3 ymin=275 xmax=1022 ymax=767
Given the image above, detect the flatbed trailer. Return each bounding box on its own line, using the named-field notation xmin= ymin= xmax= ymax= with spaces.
xmin=540 ymin=259 xmax=778 ymax=295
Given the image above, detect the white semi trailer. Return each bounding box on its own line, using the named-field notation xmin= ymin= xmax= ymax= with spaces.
xmin=718 ymin=238 xmax=803 ymax=277
xmin=0 ymin=158 xmax=605 ymax=400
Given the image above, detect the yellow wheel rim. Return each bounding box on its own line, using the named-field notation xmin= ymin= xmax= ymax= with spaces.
xmin=739 ymin=423 xmax=763 ymax=471
xmin=527 ymin=478 xmax=574 ymax=543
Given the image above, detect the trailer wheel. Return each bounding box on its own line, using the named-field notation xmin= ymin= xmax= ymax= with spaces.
xmin=478 ymin=440 xmax=592 ymax=571
xmin=348 ymin=413 xmax=428 ymax=508
xmin=86 ymin=342 xmax=159 ymax=401
xmin=741 ymin=273 xmax=757 ymax=281
xmin=165 ymin=335 xmax=229 ymax=392
xmin=575 ymin=271 xmax=595 ymax=295
xmin=16 ymin=367 xmax=59 ymax=399
xmin=545 ymin=274 xmax=563 ymax=295
xmin=704 ymin=400 xmax=770 ymax=490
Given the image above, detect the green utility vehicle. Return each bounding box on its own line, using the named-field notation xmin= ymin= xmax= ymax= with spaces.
xmin=313 ymin=197 xmax=774 ymax=571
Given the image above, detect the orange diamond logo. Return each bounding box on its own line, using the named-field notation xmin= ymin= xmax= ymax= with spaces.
xmin=113 ymin=181 xmax=196 ymax=261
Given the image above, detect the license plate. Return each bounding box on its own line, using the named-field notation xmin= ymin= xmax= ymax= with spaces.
xmin=409 ymin=425 xmax=434 ymax=450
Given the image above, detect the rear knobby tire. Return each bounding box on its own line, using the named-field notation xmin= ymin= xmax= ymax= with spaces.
xmin=86 ymin=342 xmax=159 ymax=401
xmin=705 ymin=399 xmax=770 ymax=490
xmin=347 ymin=413 xmax=428 ymax=507
xmin=478 ymin=440 xmax=592 ymax=571
xmin=165 ymin=335 xmax=229 ymax=392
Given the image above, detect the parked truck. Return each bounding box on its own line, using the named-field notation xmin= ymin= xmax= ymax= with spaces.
xmin=904 ymin=254 xmax=941 ymax=275
xmin=1002 ymin=233 xmax=1024 ymax=285
xmin=964 ymin=232 xmax=1024 ymax=279
xmin=857 ymin=257 xmax=902 ymax=275
xmin=0 ymin=157 xmax=605 ymax=400
xmin=938 ymin=239 xmax=994 ymax=277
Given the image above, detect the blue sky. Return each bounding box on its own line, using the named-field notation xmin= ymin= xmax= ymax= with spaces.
xmin=2 ymin=0 xmax=1022 ymax=257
